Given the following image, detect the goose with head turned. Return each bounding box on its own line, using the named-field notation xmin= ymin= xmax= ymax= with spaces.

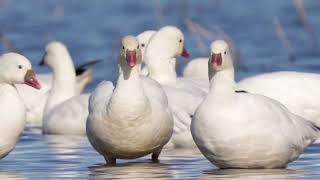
xmin=144 ymin=26 xmax=207 ymax=148
xmin=16 ymin=41 xmax=96 ymax=126
xmin=0 ymin=53 xmax=40 ymax=159
xmin=191 ymin=40 xmax=319 ymax=169
xmin=86 ymin=35 xmax=173 ymax=165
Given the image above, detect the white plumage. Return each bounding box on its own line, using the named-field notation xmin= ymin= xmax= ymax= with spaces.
xmin=0 ymin=53 xmax=41 ymax=159
xmin=191 ymin=40 xmax=319 ymax=169
xmin=238 ymin=71 xmax=320 ymax=127
xmin=86 ymin=36 xmax=173 ymax=164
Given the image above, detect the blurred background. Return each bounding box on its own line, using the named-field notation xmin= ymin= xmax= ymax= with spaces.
xmin=0 ymin=0 xmax=319 ymax=90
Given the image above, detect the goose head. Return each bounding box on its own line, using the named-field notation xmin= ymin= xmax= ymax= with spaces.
xmin=136 ymin=30 xmax=156 ymax=61
xmin=39 ymin=41 xmax=72 ymax=70
xmin=209 ymin=40 xmax=233 ymax=74
xmin=0 ymin=53 xmax=41 ymax=89
xmin=119 ymin=36 xmax=142 ymax=79
xmin=146 ymin=26 xmax=189 ymax=61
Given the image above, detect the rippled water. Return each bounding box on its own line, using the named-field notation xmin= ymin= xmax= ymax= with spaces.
xmin=0 ymin=128 xmax=319 ymax=179
xmin=0 ymin=0 xmax=320 ymax=179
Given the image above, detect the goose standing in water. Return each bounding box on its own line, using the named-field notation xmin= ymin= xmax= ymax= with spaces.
xmin=86 ymin=35 xmax=173 ymax=165
xmin=191 ymin=40 xmax=319 ymax=169
xmin=0 ymin=53 xmax=41 ymax=159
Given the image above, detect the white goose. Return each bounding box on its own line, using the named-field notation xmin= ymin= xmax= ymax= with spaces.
xmin=191 ymin=40 xmax=319 ymax=169
xmin=16 ymin=41 xmax=96 ymax=126
xmin=136 ymin=30 xmax=156 ymax=75
xmin=0 ymin=53 xmax=41 ymax=159
xmin=145 ymin=26 xmax=208 ymax=148
xmin=41 ymin=42 xmax=90 ymax=135
xmin=86 ymin=36 xmax=173 ymax=165
xmin=238 ymin=72 xmax=320 ymax=127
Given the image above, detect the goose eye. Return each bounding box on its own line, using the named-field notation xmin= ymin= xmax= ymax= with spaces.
xmin=224 ymin=51 xmax=227 ymax=55
xmin=137 ymin=45 xmax=139 ymax=49
xmin=179 ymin=39 xmax=182 ymax=43
xmin=18 ymin=65 xmax=22 ymax=69
xmin=141 ymin=43 xmax=145 ymax=47
xmin=122 ymin=46 xmax=125 ymax=50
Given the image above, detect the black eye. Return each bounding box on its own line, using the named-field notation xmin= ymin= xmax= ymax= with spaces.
xmin=18 ymin=65 xmax=22 ymax=69
xmin=224 ymin=51 xmax=227 ymax=55
xmin=122 ymin=46 xmax=125 ymax=50
xmin=179 ymin=39 xmax=182 ymax=43
xmin=141 ymin=43 xmax=145 ymax=47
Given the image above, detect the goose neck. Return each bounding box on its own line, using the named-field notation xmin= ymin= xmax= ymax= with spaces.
xmin=209 ymin=68 xmax=236 ymax=95
xmin=147 ymin=57 xmax=177 ymax=85
xmin=108 ymin=64 xmax=149 ymax=121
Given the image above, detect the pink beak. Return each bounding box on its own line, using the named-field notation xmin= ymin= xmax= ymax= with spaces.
xmin=181 ymin=47 xmax=189 ymax=59
xmin=126 ymin=50 xmax=136 ymax=67
xmin=212 ymin=53 xmax=222 ymax=66
xmin=24 ymin=70 xmax=41 ymax=89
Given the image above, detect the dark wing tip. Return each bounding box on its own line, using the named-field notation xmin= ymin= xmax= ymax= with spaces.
xmin=235 ymin=90 xmax=249 ymax=93
xmin=75 ymin=59 xmax=103 ymax=76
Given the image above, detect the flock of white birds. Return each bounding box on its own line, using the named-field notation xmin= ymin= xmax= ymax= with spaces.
xmin=1 ymin=25 xmax=320 ymax=168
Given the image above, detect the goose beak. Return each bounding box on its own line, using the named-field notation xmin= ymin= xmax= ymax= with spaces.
xmin=212 ymin=53 xmax=222 ymax=66
xmin=181 ymin=47 xmax=189 ymax=59
xmin=38 ymin=52 xmax=46 ymax=66
xmin=24 ymin=70 xmax=41 ymax=89
xmin=126 ymin=50 xmax=136 ymax=67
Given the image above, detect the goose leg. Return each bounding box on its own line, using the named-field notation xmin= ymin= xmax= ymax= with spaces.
xmin=105 ymin=156 xmax=116 ymax=165
xmin=151 ymin=148 xmax=162 ymax=162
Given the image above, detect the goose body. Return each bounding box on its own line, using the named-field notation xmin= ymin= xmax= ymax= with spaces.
xmin=238 ymin=71 xmax=320 ymax=127
xmin=43 ymin=94 xmax=89 ymax=135
xmin=191 ymin=40 xmax=319 ymax=169
xmin=0 ymin=53 xmax=41 ymax=159
xmin=86 ymin=36 xmax=173 ymax=164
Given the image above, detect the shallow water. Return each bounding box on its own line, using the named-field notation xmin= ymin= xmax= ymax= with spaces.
xmin=0 ymin=128 xmax=319 ymax=179
xmin=1 ymin=0 xmax=320 ymax=179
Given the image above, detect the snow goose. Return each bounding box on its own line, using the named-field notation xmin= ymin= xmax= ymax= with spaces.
xmin=17 ymin=41 xmax=97 ymax=126
xmin=0 ymin=53 xmax=41 ymax=159
xmin=238 ymin=72 xmax=320 ymax=127
xmin=41 ymin=42 xmax=90 ymax=135
xmin=191 ymin=40 xmax=319 ymax=169
xmin=136 ymin=30 xmax=156 ymax=75
xmin=86 ymin=35 xmax=173 ymax=165
xmin=145 ymin=26 xmax=207 ymax=148
xmin=40 ymin=42 xmax=78 ymax=117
